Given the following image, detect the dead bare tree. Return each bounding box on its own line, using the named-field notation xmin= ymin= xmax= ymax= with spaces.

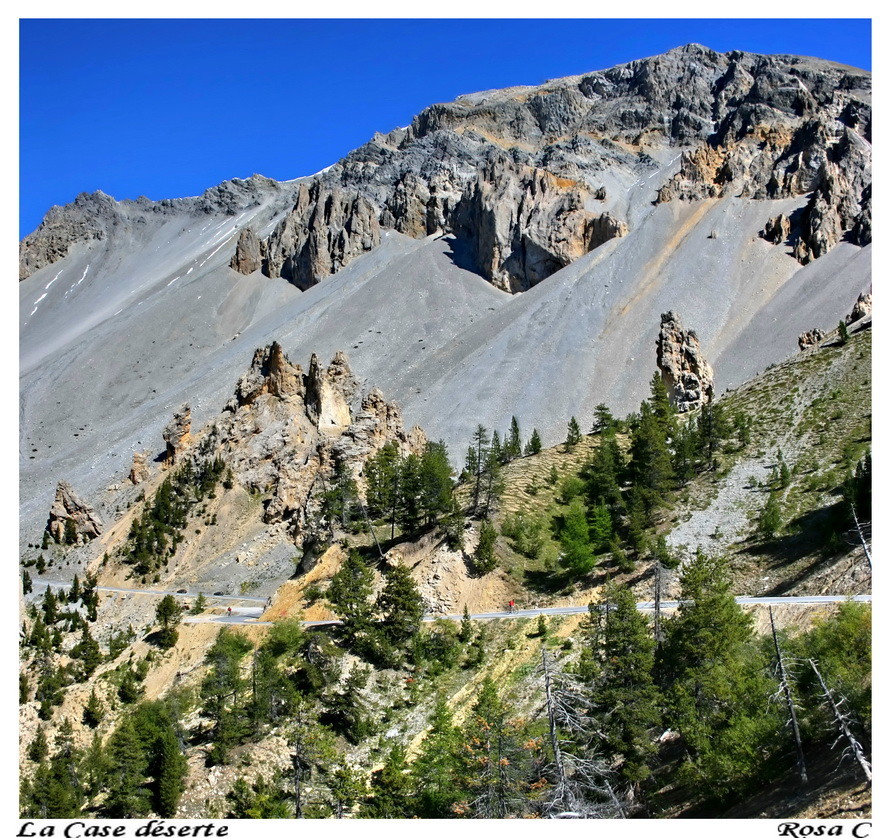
xmin=850 ymin=505 xmax=872 ymax=570
xmin=809 ymin=658 xmax=871 ymax=784
xmin=768 ymin=607 xmax=807 ymax=784
xmin=538 ymin=649 xmax=624 ymax=819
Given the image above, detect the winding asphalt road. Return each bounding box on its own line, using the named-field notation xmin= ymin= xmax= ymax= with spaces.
xmin=28 ymin=578 xmax=870 ymax=627
xmin=189 ymin=594 xmax=873 ymax=627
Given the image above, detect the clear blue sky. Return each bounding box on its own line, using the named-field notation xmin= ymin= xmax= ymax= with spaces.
xmin=20 ymin=18 xmax=871 ymax=237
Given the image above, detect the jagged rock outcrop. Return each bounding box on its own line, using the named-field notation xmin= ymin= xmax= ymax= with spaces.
xmin=762 ymin=213 xmax=792 ymax=245
xmin=261 ymin=182 xmax=381 ymax=290
xmin=229 ymin=227 xmax=263 ymax=274
xmin=231 ymin=342 xmax=304 ymax=408
xmin=214 ymin=345 xmax=425 ymax=537
xmin=128 ymin=451 xmax=150 ymax=485
xmin=798 ymin=329 xmax=827 ymax=351
xmin=45 ymin=482 xmax=103 ymax=545
xmin=656 ymin=311 xmax=714 ymax=412
xmin=846 ymin=291 xmax=872 ymax=325
xmin=453 ymin=159 xmax=627 ymax=292
xmin=19 ymin=192 xmax=114 ymax=280
xmin=162 ymin=405 xmax=192 ymax=464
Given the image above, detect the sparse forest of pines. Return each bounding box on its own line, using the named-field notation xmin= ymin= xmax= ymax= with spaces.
xmin=364 ymin=440 xmax=455 ymax=538
xmin=123 ymin=453 xmax=227 ymax=578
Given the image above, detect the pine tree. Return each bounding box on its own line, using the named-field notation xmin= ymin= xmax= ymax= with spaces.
xmin=758 ymin=490 xmax=782 ymax=538
xmin=584 ymin=431 xmax=624 ymax=511
xmin=328 ymin=758 xmax=366 ymax=818
xmin=155 ymin=594 xmax=182 ymax=649
xmin=69 ymin=573 xmax=81 ymax=603
xmin=104 ymin=715 xmax=150 ymax=817
xmin=838 ymin=319 xmax=849 ymax=345
xmin=628 ymin=401 xmax=674 ymax=507
xmin=28 ymin=727 xmax=49 ymax=762
xmin=660 ymin=550 xmax=780 ymax=797
xmin=697 ymin=402 xmax=730 ymax=470
xmin=83 ymin=689 xmax=104 ymax=728
xmin=473 ymin=519 xmax=498 ymax=574
xmin=458 ymin=678 xmax=528 ymax=818
xmin=327 ymin=551 xmax=375 ymax=644
xmin=153 ymin=726 xmax=188 ymax=816
xmin=22 ymin=569 xmax=32 ymax=595
xmin=558 ymin=497 xmax=595 ymax=574
xmin=359 ymin=745 xmax=413 ymax=818
xmin=72 ymin=624 xmax=102 ymax=678
xmin=418 ymin=440 xmax=454 ymax=526
xmin=588 ymin=501 xmax=613 ymax=554
xmin=592 ymin=402 xmax=615 ymax=434
xmin=191 ymin=592 xmax=208 ymax=613
xmin=525 ymin=428 xmax=543 ymax=456
xmin=565 ymin=416 xmax=582 ymax=448
xmin=586 ymin=584 xmax=659 ymax=785
xmin=469 ymin=425 xmax=490 ymax=515
xmin=459 ymin=604 xmax=473 ymax=643
xmin=411 ymin=699 xmax=464 ymax=817
xmin=376 ymin=564 xmax=424 ymax=650
xmin=506 ymin=416 xmax=523 ymax=461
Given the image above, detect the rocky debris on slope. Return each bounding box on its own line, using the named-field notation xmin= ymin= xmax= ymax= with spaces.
xmin=229 ymin=227 xmax=263 ymax=274
xmin=128 ymin=450 xmax=150 ymax=485
xmin=656 ymin=311 xmax=714 ymax=412
xmin=162 ymin=405 xmax=192 ymax=464
xmin=212 ymin=344 xmax=425 ymax=541
xmin=260 ymin=182 xmax=381 ymax=289
xmin=846 ymin=290 xmax=872 ymax=325
xmin=452 ymin=158 xmax=627 ymax=292
xmin=762 ymin=213 xmax=792 ymax=245
xmin=45 ymin=481 xmax=103 ymax=544
xmin=798 ymin=329 xmax=827 ymax=351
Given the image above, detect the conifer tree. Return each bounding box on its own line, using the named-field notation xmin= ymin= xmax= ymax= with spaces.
xmin=359 ymin=745 xmax=413 ymax=818
xmin=376 ymin=564 xmax=424 ymax=651
xmin=411 ymin=699 xmax=465 ymax=817
xmin=328 ymin=758 xmax=366 ymax=818
xmin=473 ymin=519 xmax=498 ymax=574
xmin=506 ymin=416 xmax=523 ymax=461
xmin=586 ymin=584 xmax=659 ymax=785
xmin=327 ymin=551 xmax=375 ymax=645
xmin=154 ymin=726 xmax=188 ymax=816
xmin=592 ymin=403 xmax=615 ymax=434
xmin=83 ymin=689 xmax=104 ymax=728
xmin=458 ymin=678 xmax=528 ymax=818
xmin=104 ymin=715 xmax=150 ymax=817
xmin=558 ymin=497 xmax=594 ymax=574
xmin=28 ymin=727 xmax=49 ymax=763
xmin=660 ymin=550 xmax=780 ymax=797
xmin=459 ymin=604 xmax=473 ymax=643
xmin=525 ymin=428 xmax=543 ymax=456
xmin=22 ymin=569 xmax=32 ymax=595
xmin=565 ymin=416 xmax=582 ymax=448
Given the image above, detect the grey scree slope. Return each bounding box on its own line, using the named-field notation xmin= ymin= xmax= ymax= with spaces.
xmin=19 ymin=48 xmax=871 ymax=544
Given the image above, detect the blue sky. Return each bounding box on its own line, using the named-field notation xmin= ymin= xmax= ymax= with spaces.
xmin=19 ymin=18 xmax=871 ymax=237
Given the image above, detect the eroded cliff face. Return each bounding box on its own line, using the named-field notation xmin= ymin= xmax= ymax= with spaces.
xmin=208 ymin=343 xmax=425 ymax=541
xmin=23 ymin=45 xmax=870 ymax=292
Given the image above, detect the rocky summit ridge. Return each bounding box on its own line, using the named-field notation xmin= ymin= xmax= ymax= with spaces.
xmin=21 ymin=44 xmax=870 ymax=292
